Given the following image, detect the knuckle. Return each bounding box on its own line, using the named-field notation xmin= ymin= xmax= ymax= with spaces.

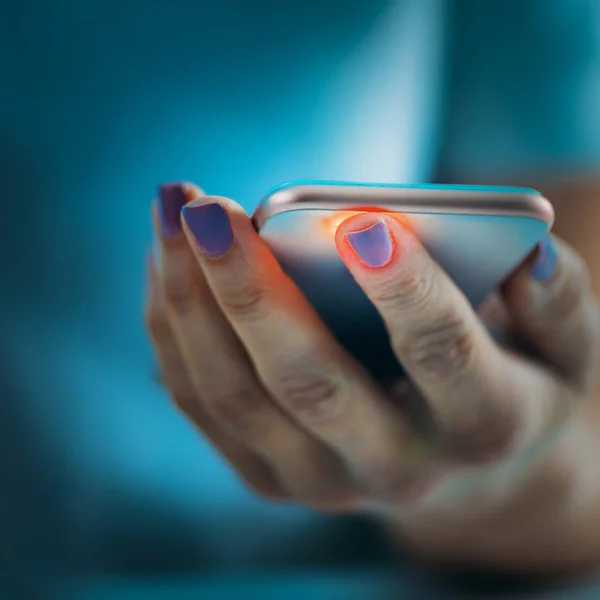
xmin=270 ymin=360 xmax=344 ymax=423
xmin=218 ymin=278 xmax=271 ymax=322
xmin=397 ymin=311 xmax=475 ymax=381
xmin=163 ymin=279 xmax=195 ymax=316
xmin=370 ymin=262 xmax=434 ymax=311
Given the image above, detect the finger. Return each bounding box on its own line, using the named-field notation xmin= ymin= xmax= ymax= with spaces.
xmin=503 ymin=235 xmax=600 ymax=389
xmin=335 ymin=214 xmax=562 ymax=463
xmin=180 ymin=196 xmax=429 ymax=500
xmin=153 ymin=182 xmax=204 ymax=287
xmin=156 ymin=181 xmax=204 ymax=238
xmin=153 ymin=186 xmax=353 ymax=505
xmin=144 ymin=251 xmax=287 ymax=501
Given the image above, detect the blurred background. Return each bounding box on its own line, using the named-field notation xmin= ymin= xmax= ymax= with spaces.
xmin=1 ymin=0 xmax=599 ymax=597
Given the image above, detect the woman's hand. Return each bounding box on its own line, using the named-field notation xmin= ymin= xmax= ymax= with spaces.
xmin=146 ymin=182 xmax=600 ymax=571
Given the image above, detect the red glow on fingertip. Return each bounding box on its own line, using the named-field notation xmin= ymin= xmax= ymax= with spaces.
xmin=322 ymin=209 xmax=414 ymax=236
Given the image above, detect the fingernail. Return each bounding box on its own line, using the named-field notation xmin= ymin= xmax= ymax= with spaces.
xmin=346 ymin=220 xmax=393 ymax=267
xmin=158 ymin=183 xmax=188 ymax=236
xmin=182 ymin=202 xmax=233 ymax=256
xmin=530 ymin=235 xmax=557 ymax=282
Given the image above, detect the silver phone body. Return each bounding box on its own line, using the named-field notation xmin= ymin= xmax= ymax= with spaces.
xmin=254 ymin=182 xmax=554 ymax=381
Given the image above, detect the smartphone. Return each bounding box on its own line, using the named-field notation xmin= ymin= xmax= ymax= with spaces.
xmin=254 ymin=181 xmax=554 ymax=381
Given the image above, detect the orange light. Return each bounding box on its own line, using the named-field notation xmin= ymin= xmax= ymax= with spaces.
xmin=320 ymin=210 xmax=414 ymax=235
xmin=320 ymin=211 xmax=363 ymax=234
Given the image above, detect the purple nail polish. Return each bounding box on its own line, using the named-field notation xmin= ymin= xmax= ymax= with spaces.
xmin=530 ymin=235 xmax=557 ymax=281
xmin=182 ymin=202 xmax=233 ymax=256
xmin=346 ymin=220 xmax=393 ymax=267
xmin=158 ymin=183 xmax=187 ymax=236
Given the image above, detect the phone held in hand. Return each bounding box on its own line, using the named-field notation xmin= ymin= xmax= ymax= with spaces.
xmin=254 ymin=181 xmax=554 ymax=381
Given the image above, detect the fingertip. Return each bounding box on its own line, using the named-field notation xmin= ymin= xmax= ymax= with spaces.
xmin=335 ymin=212 xmax=418 ymax=268
xmin=345 ymin=219 xmax=394 ymax=268
xmin=181 ymin=198 xmax=234 ymax=257
xmin=180 ymin=195 xmax=262 ymax=260
xmin=158 ymin=180 xmax=204 ymax=200
xmin=153 ymin=181 xmax=204 ymax=241
xmin=503 ymin=235 xmax=559 ymax=314
xmin=156 ymin=183 xmax=189 ymax=237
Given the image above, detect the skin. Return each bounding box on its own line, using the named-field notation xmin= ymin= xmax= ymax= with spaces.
xmin=146 ymin=177 xmax=600 ymax=579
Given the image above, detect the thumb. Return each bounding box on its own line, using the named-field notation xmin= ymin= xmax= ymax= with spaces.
xmin=503 ymin=235 xmax=600 ymax=388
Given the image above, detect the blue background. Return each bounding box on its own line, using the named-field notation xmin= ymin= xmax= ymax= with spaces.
xmin=1 ymin=0 xmax=600 ymax=596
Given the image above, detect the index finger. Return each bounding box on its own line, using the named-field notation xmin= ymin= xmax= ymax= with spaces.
xmin=335 ymin=214 xmax=565 ymax=463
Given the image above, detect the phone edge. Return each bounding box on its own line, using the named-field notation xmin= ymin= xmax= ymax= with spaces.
xmin=253 ymin=182 xmax=555 ymax=231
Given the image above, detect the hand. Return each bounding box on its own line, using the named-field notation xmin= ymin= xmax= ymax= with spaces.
xmin=146 ymin=183 xmax=600 ymax=557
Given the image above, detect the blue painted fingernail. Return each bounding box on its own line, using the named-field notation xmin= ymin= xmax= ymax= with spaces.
xmin=346 ymin=220 xmax=393 ymax=267
xmin=158 ymin=183 xmax=188 ymax=237
xmin=182 ymin=202 xmax=233 ymax=256
xmin=530 ymin=235 xmax=557 ymax=281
